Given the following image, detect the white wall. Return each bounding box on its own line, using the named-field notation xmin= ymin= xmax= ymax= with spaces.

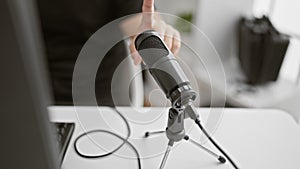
xmin=194 ymin=0 xmax=254 ymax=61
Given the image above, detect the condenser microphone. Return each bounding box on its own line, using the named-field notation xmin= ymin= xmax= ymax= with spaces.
xmin=135 ymin=30 xmax=239 ymax=169
xmin=135 ymin=30 xmax=196 ymax=107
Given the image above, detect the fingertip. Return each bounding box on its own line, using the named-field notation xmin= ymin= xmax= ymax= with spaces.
xmin=173 ymin=30 xmax=181 ymax=42
xmin=142 ymin=0 xmax=154 ymax=13
xmin=174 ymin=49 xmax=180 ymax=56
xmin=175 ymin=40 xmax=181 ymax=50
xmin=173 ymin=32 xmax=181 ymax=49
xmin=171 ymin=40 xmax=181 ymax=55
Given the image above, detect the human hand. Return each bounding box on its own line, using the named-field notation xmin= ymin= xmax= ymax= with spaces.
xmin=127 ymin=0 xmax=181 ymax=65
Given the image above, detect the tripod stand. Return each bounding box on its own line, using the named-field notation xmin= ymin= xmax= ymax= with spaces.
xmin=143 ymin=106 xmax=226 ymax=169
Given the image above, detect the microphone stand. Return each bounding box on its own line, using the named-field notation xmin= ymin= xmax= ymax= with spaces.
xmin=144 ymin=105 xmax=226 ymax=169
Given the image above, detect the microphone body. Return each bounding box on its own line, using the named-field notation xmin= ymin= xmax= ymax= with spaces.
xmin=135 ymin=30 xmax=196 ymax=107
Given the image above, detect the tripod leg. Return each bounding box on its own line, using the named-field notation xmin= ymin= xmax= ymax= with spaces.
xmin=144 ymin=130 xmax=165 ymax=138
xmin=184 ymin=135 xmax=226 ymax=163
xmin=159 ymin=141 xmax=174 ymax=169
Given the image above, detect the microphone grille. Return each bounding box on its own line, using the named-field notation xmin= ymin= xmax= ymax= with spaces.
xmin=136 ymin=35 xmax=169 ymax=66
xmin=138 ymin=35 xmax=167 ymax=51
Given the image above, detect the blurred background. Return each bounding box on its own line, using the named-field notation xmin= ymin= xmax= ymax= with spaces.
xmin=3 ymin=0 xmax=300 ymax=122
xmin=36 ymin=0 xmax=300 ymax=123
xmin=144 ymin=0 xmax=300 ymax=124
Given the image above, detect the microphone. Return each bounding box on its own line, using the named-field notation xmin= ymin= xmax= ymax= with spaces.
xmin=135 ymin=30 xmax=196 ymax=108
xmin=135 ymin=30 xmax=199 ymax=143
xmin=135 ymin=30 xmax=239 ymax=169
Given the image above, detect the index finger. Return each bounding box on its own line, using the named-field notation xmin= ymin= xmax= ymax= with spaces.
xmin=142 ymin=0 xmax=154 ymax=13
xmin=142 ymin=0 xmax=155 ymax=27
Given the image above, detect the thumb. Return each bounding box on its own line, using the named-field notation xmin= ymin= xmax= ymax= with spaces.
xmin=130 ymin=39 xmax=143 ymax=65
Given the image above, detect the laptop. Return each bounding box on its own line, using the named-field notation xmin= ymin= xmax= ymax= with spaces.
xmin=0 ymin=0 xmax=74 ymax=168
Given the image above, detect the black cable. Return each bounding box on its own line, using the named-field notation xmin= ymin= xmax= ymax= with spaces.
xmin=195 ymin=119 xmax=239 ymax=169
xmin=73 ymin=107 xmax=141 ymax=169
xmin=74 ymin=107 xmax=237 ymax=169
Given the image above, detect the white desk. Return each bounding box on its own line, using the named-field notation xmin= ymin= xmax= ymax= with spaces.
xmin=48 ymin=106 xmax=300 ymax=169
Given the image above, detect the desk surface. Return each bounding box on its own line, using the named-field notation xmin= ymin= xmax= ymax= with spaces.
xmin=48 ymin=106 xmax=300 ymax=169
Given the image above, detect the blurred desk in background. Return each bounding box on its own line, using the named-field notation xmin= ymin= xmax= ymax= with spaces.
xmin=49 ymin=106 xmax=300 ymax=169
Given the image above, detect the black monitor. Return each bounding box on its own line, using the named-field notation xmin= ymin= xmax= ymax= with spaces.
xmin=0 ymin=0 xmax=59 ymax=168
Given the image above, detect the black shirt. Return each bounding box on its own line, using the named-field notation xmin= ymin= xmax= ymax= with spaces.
xmin=37 ymin=0 xmax=142 ymax=105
